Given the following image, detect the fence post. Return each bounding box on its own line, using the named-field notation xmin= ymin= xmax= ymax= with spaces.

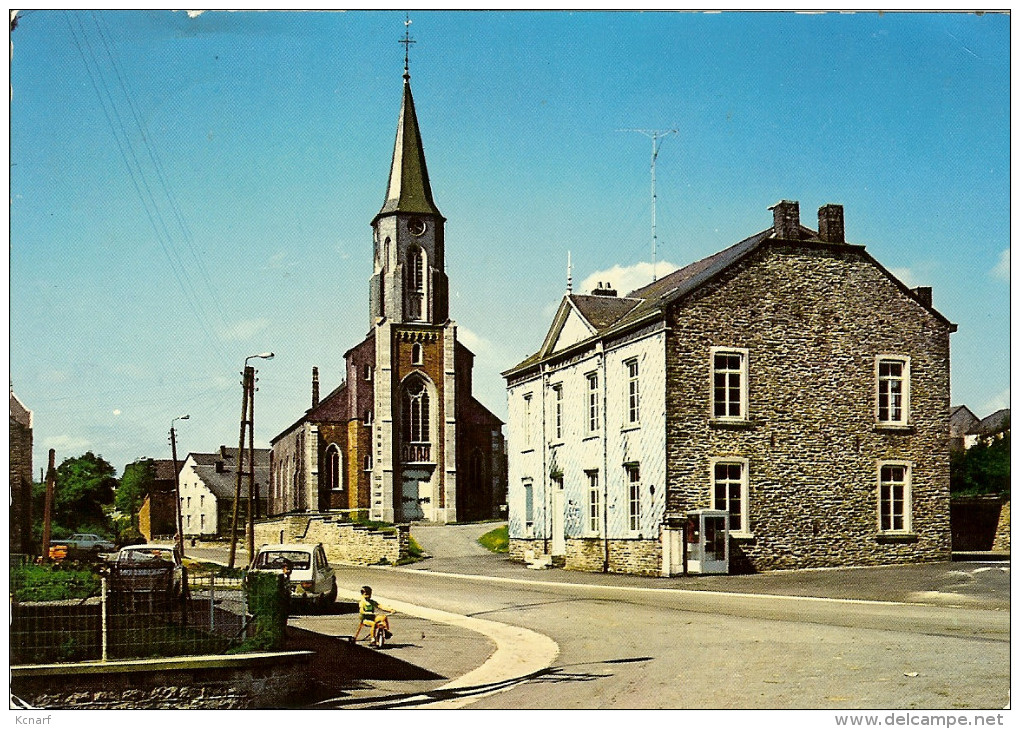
xmin=101 ymin=577 xmax=108 ymax=662
xmin=210 ymin=576 xmax=215 ymax=631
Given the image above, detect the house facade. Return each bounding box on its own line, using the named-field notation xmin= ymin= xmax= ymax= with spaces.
xmin=270 ymin=63 xmax=506 ymax=524
xmin=505 ymin=201 xmax=955 ymax=575
xmin=178 ymin=446 xmax=270 ymax=538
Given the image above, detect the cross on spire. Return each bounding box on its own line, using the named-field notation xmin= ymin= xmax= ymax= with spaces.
xmin=400 ymin=14 xmax=416 ymax=80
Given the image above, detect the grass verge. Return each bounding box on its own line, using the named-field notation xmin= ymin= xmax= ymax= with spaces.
xmin=478 ymin=525 xmax=509 ymax=554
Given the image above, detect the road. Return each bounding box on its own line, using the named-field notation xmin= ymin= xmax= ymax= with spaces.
xmin=184 ymin=529 xmax=1010 ymax=709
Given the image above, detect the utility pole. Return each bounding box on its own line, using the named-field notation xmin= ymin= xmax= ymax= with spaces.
xmin=40 ymin=449 xmax=55 ymax=562
xmin=618 ymin=128 xmax=677 ymax=282
xmin=228 ymin=352 xmax=274 ymax=569
xmin=227 ymin=367 xmax=251 ymax=569
xmin=170 ymin=415 xmax=189 ymax=560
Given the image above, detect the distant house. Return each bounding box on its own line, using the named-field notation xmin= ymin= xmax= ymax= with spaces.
xmin=967 ymin=408 xmax=1010 ymax=449
xmin=504 ymin=200 xmax=956 ymax=575
xmin=136 ymin=459 xmax=181 ymax=541
xmin=949 ymin=406 xmax=980 ymax=453
xmin=9 ymin=390 xmax=33 ymax=555
xmin=178 ymin=446 xmax=270 ymax=538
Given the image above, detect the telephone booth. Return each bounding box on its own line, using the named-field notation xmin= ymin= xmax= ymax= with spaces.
xmin=686 ymin=509 xmax=729 ymax=574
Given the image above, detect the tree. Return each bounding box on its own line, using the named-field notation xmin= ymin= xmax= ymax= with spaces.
xmin=53 ymin=452 xmax=118 ymax=533
xmin=116 ymin=458 xmax=156 ymax=518
xmin=951 ymin=431 xmax=1011 ymax=496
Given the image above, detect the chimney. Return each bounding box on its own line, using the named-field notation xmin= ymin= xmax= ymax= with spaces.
xmin=912 ymin=286 xmax=932 ymax=307
xmin=591 ymin=281 xmax=618 ymax=297
xmin=216 ymin=460 xmax=225 ymax=474
xmin=220 ymin=445 xmax=227 ymax=459
xmin=818 ymin=204 xmax=845 ymax=244
xmin=311 ymin=367 xmax=320 ymax=409
xmin=770 ymin=200 xmax=800 ymax=240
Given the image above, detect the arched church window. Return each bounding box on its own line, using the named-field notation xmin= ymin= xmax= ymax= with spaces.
xmin=323 ymin=445 xmax=342 ymax=491
xmin=407 ymin=246 xmax=425 ymax=320
xmin=412 ymin=342 xmax=423 ymax=365
xmin=403 ymin=378 xmax=430 ymax=443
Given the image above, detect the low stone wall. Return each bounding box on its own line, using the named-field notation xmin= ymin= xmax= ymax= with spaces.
xmin=993 ymin=500 xmax=1010 ymax=552
xmin=510 ymin=537 xmax=663 ymax=577
xmin=11 ymin=652 xmax=313 ymax=709
xmin=255 ymin=515 xmax=409 ymax=565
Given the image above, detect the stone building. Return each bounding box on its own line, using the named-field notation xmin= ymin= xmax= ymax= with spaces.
xmin=270 ymin=63 xmax=506 ymax=524
xmin=10 ymin=389 xmax=34 ymax=555
xmin=504 ymin=201 xmax=955 ymax=575
xmin=135 ymin=459 xmax=181 ymax=541
xmin=178 ymin=446 xmax=270 ymax=538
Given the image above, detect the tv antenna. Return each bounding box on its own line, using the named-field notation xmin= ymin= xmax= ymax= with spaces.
xmin=618 ymin=128 xmax=677 ymax=281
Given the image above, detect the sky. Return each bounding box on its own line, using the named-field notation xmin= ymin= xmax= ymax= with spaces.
xmin=8 ymin=10 xmax=1011 ymax=478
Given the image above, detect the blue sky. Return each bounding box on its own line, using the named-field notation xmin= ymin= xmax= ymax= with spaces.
xmin=9 ymin=10 xmax=1010 ymax=476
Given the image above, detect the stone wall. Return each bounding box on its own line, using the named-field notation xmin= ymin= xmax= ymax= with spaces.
xmin=11 ymin=652 xmax=312 ymax=709
xmin=664 ymin=241 xmax=953 ymax=573
xmin=9 ymin=410 xmax=33 ymax=555
xmin=255 ymin=515 xmax=409 ymax=565
xmin=993 ymin=500 xmax=1010 ymax=552
xmin=510 ymin=537 xmax=662 ymax=576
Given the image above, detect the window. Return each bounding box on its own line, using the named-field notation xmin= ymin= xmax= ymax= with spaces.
xmin=200 ymin=495 xmax=204 ymax=507
xmin=325 ymin=445 xmax=342 ymax=491
xmin=364 ymin=410 xmax=374 ymax=426
xmin=200 ymin=513 xmax=205 ymax=531
xmin=364 ymin=454 xmax=373 ymax=471
xmin=523 ymin=479 xmax=534 ymax=531
xmin=878 ymin=462 xmax=911 ymax=533
xmin=363 ymin=365 xmax=372 ymax=381
xmin=712 ymin=459 xmax=749 ymax=534
xmin=586 ymin=373 xmax=599 ymax=433
xmin=876 ymin=356 xmax=910 ymax=425
xmin=523 ymin=394 xmax=533 ymax=448
xmin=186 ymin=515 xmax=191 ymax=528
xmin=407 ymin=246 xmax=425 ymax=320
xmin=711 ymin=347 xmax=748 ymax=420
xmin=587 ymin=471 xmax=601 ymax=533
xmin=404 ymin=379 xmax=430 ymax=443
xmin=552 ymin=384 xmax=563 ymax=441
xmin=626 ymin=464 xmax=641 ymax=531
xmin=625 ymin=359 xmax=640 ymax=425
xmin=411 ymin=342 xmax=423 ymax=365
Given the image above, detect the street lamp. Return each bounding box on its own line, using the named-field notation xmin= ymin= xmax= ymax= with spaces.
xmin=246 ymin=352 xmax=275 ymax=366
xmin=170 ymin=414 xmax=190 ymax=560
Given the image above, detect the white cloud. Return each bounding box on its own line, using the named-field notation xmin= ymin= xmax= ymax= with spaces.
xmin=219 ymin=318 xmax=270 ymax=342
xmin=458 ymin=325 xmax=494 ymax=359
xmin=889 ymin=267 xmax=919 ymax=288
xmin=992 ymin=248 xmax=1009 ymax=281
xmin=982 ymin=388 xmax=1010 ymax=414
xmin=43 ymin=434 xmax=92 ymax=454
xmin=112 ymin=409 xmax=122 ymax=416
xmin=578 ymin=261 xmax=679 ymax=298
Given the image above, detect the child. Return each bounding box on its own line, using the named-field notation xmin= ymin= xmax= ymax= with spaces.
xmin=353 ymin=585 xmax=393 ymax=642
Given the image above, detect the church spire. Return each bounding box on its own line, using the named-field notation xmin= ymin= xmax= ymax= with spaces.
xmin=375 ymin=24 xmax=442 ymax=224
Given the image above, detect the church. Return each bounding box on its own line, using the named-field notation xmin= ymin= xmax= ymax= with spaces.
xmin=270 ymin=60 xmax=506 ymax=524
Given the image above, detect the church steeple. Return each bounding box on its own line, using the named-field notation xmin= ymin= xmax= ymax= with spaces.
xmin=369 ymin=55 xmax=449 ymax=326
xmin=374 ymin=73 xmax=443 ymax=224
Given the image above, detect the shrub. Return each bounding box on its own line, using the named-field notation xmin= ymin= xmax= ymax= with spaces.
xmin=11 ymin=563 xmax=101 ymax=602
xmin=232 ymin=571 xmax=289 ymax=652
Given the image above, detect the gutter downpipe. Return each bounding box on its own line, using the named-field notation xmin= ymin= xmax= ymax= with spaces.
xmin=541 ymin=364 xmax=549 ymax=556
xmin=601 ymin=344 xmax=610 ymax=573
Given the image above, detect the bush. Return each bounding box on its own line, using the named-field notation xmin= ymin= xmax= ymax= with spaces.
xmin=117 ymin=524 xmax=146 ymax=548
xmin=11 ymin=563 xmax=101 ymax=602
xmin=233 ymin=571 xmax=289 ymax=652
xmin=951 ymin=433 xmax=1010 ymax=496
xmin=478 ymin=525 xmax=509 ymax=554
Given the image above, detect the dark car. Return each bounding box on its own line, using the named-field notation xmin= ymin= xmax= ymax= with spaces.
xmin=110 ymin=544 xmax=187 ymax=600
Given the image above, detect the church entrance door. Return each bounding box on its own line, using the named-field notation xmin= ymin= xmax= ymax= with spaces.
xmin=400 ymin=468 xmax=429 ymax=522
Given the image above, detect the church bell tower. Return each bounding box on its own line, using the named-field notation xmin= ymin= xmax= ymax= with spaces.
xmin=368 ymin=48 xmax=459 ymax=524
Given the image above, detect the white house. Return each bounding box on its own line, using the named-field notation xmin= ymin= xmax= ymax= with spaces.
xmin=178 ymin=446 xmax=270 ymax=538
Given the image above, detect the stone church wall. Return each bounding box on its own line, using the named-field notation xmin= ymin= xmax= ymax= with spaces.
xmin=255 ymin=515 xmax=409 ymax=565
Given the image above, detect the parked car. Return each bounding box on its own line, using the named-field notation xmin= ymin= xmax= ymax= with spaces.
xmin=110 ymin=544 xmax=187 ymax=601
xmin=50 ymin=533 xmax=116 ymax=561
xmin=249 ymin=543 xmax=337 ymax=612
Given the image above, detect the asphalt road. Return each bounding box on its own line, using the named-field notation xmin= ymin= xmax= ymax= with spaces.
xmin=183 ymin=527 xmax=1010 ymax=709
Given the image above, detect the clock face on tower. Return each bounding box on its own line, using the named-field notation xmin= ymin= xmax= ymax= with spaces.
xmin=407 ymin=218 xmax=427 ymax=236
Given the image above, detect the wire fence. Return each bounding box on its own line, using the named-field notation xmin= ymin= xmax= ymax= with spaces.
xmin=10 ymin=575 xmax=250 ymax=665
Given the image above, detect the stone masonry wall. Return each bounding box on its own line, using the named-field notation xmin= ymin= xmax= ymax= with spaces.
xmin=511 ymin=537 xmax=663 ymax=576
xmin=993 ymin=500 xmax=1010 ymax=552
xmin=255 ymin=515 xmax=409 ymax=565
xmin=664 ymin=241 xmax=952 ymax=572
xmin=9 ymin=417 xmax=33 ymax=554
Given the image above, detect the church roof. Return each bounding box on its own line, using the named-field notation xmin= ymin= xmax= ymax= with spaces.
xmin=374 ymin=75 xmax=442 ymax=223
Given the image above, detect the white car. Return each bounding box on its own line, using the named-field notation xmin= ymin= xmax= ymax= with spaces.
xmin=250 ymin=543 xmax=337 ymax=612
